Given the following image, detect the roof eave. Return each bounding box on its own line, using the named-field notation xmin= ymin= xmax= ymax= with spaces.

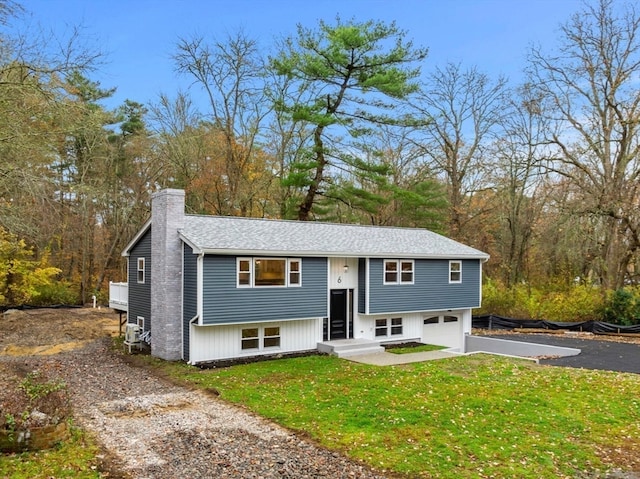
xmin=121 ymin=218 xmax=151 ymax=257
xmin=194 ymin=247 xmax=489 ymax=260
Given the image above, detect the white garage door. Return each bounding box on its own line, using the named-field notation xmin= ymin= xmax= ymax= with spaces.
xmin=422 ymin=314 xmax=461 ymax=348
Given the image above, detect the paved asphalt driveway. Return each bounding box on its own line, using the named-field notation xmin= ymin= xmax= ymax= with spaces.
xmin=490 ymin=333 xmax=640 ymax=374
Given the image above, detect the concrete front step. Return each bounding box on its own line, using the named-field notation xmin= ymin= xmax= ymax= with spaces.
xmin=317 ymin=339 xmax=385 ymax=358
xmin=333 ymin=346 xmax=385 ymax=358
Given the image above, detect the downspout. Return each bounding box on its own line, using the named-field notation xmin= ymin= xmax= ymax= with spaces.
xmin=187 ymin=314 xmax=199 ymax=365
xmin=187 ymin=252 xmax=205 ymax=365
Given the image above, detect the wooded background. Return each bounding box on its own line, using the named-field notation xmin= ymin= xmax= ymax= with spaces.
xmin=1 ymin=0 xmax=639 ymax=318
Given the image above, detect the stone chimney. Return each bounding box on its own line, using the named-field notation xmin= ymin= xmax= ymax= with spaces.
xmin=150 ymin=189 xmax=185 ymax=361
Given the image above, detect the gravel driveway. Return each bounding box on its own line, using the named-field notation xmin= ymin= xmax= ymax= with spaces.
xmin=2 ymin=337 xmax=388 ymax=479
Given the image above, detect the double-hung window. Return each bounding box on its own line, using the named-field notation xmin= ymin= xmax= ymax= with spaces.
xmin=137 ymin=258 xmax=145 ymax=283
xmin=449 ymin=260 xmax=462 ymax=283
xmin=375 ymin=318 xmax=404 ymax=337
xmin=237 ymin=258 xmax=302 ymax=287
xmin=384 ymin=260 xmax=414 ymax=284
xmin=288 ymin=259 xmax=301 ymax=286
xmin=241 ymin=326 xmax=281 ymax=350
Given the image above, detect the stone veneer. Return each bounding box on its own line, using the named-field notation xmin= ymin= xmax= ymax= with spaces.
xmin=150 ymin=189 xmax=185 ymax=361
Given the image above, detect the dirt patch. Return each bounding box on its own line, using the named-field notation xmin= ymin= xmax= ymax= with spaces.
xmin=0 ymin=307 xmax=122 ymax=356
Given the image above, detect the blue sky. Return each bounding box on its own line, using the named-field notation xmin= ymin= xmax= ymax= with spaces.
xmin=15 ymin=0 xmax=587 ymax=110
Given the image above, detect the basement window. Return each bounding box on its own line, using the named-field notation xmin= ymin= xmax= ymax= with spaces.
xmin=375 ymin=318 xmax=403 ymax=337
xmin=263 ymin=327 xmax=281 ymax=348
xmin=241 ymin=326 xmax=281 ymax=351
xmin=241 ymin=328 xmax=259 ymax=350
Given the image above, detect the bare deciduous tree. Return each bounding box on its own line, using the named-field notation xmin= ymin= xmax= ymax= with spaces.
xmin=527 ymin=0 xmax=640 ymax=289
xmin=413 ymin=62 xmax=508 ymax=241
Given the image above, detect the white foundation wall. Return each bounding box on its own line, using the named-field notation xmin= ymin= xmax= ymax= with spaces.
xmin=189 ymin=318 xmax=321 ymax=364
xmin=356 ymin=308 xmax=472 ymax=351
xmin=355 ymin=312 xmax=424 ymax=342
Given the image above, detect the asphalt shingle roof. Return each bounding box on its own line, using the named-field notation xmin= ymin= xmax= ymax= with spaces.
xmin=179 ymin=215 xmax=489 ymax=259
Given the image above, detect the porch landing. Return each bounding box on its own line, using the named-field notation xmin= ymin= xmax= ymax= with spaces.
xmin=346 ymin=349 xmax=458 ymax=366
xmin=317 ymin=338 xmax=385 ymax=358
xmin=318 ymin=339 xmax=459 ymax=365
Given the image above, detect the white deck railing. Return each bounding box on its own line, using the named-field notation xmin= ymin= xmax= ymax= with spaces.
xmin=109 ymin=281 xmax=128 ymax=311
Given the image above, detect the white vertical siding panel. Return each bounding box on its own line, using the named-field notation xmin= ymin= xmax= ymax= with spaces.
xmin=329 ymin=257 xmax=358 ymax=289
xmin=190 ymin=318 xmax=321 ymax=363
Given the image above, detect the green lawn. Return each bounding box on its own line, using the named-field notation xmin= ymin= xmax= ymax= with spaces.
xmin=155 ymin=354 xmax=640 ymax=478
xmin=0 ymin=427 xmax=102 ymax=479
xmin=386 ymin=343 xmax=447 ymax=354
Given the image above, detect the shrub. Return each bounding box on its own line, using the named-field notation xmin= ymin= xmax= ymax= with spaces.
xmin=0 ymin=229 xmax=61 ymax=307
xmin=538 ymin=284 xmax=604 ymax=322
xmin=602 ymin=288 xmax=640 ymax=326
xmin=0 ymin=369 xmax=71 ymax=434
xmin=478 ymin=279 xmax=604 ymax=322
xmin=31 ymin=280 xmax=80 ymax=306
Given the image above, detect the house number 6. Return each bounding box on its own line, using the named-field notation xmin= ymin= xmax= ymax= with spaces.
xmin=337 ymin=276 xmax=342 ymax=283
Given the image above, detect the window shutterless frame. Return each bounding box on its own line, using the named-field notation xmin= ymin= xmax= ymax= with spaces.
xmin=237 ymin=258 xmax=252 ymax=287
xmin=449 ymin=260 xmax=462 ymax=283
xmin=384 ymin=259 xmax=414 ymax=284
xmin=137 ymin=258 xmax=145 ymax=283
xmin=237 ymin=257 xmax=302 ymax=288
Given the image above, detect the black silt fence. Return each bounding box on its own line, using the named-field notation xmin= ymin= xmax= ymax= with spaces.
xmin=473 ymin=314 xmax=640 ymax=334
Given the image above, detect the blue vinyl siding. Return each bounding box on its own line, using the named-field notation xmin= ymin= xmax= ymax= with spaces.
xmin=127 ymin=229 xmax=151 ymax=330
xmin=367 ymin=258 xmax=481 ymax=314
xmin=182 ymin=244 xmax=198 ymax=362
xmin=358 ymin=258 xmax=366 ymax=314
xmin=202 ymin=256 xmax=328 ymax=325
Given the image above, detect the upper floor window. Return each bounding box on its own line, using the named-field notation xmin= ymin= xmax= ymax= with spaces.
xmin=288 ymin=259 xmax=301 ymax=286
xmin=255 ymin=258 xmax=286 ymax=286
xmin=384 ymin=260 xmax=414 ymax=284
xmin=238 ymin=259 xmax=251 ymax=286
xmin=237 ymin=258 xmax=302 ymax=288
xmin=449 ymin=260 xmax=462 ymax=283
xmin=137 ymin=258 xmax=145 ymax=283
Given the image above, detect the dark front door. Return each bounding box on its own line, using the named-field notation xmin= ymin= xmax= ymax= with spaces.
xmin=330 ymin=289 xmax=348 ymax=340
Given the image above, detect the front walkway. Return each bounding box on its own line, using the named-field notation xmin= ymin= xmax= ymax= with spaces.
xmin=345 ymin=349 xmax=458 ymax=366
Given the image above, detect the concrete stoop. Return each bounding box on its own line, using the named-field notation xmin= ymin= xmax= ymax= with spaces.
xmin=317 ymin=339 xmax=385 ymax=358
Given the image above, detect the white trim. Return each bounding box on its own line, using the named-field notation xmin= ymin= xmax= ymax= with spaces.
xmin=237 ymin=257 xmax=252 ymax=288
xmin=122 ymin=219 xmax=151 ymax=257
xmin=288 ymin=258 xmax=302 ymax=287
xmin=373 ymin=316 xmax=404 ymax=338
xmin=383 ymin=259 xmax=398 ymax=284
xmin=196 ymin=247 xmax=489 ymax=260
xmin=197 ymin=253 xmax=204 ymax=325
xmin=178 ymin=231 xmax=201 ymax=254
xmin=236 ymin=257 xmax=302 ymax=288
xmin=449 ymin=260 xmax=462 ymax=284
xmin=365 ymin=258 xmax=370 ymax=315
xmin=187 ymin=314 xmax=199 ymax=365
xmin=361 ymin=306 xmax=476 ymax=317
xmin=181 ymin=243 xmax=184 ymax=359
xmin=193 ymin=315 xmax=323 ymax=327
xmin=478 ymin=260 xmax=484 ymax=306
xmin=240 ymin=325 xmax=282 ymax=352
xmin=383 ymin=259 xmax=414 ymax=285
xmin=136 ymin=257 xmax=145 ymax=284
